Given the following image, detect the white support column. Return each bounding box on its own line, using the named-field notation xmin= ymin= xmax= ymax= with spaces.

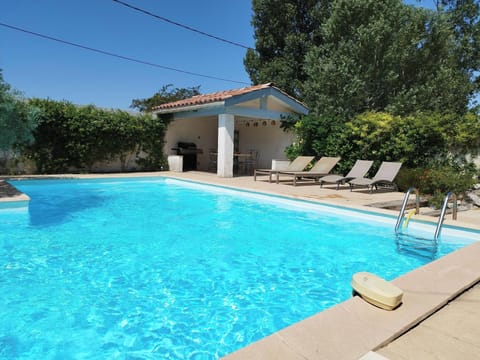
xmin=217 ymin=113 xmax=235 ymax=177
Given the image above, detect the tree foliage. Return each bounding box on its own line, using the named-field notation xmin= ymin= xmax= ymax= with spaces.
xmin=244 ymin=0 xmax=331 ymax=97
xmin=130 ymin=84 xmax=201 ymax=112
xmin=0 ymin=70 xmax=39 ymax=151
xmin=438 ymin=0 xmax=480 ymax=80
xmin=246 ymin=0 xmax=479 ymax=116
xmin=249 ymin=0 xmax=480 ymax=194
xmin=304 ymin=0 xmax=478 ymax=117
xmin=396 ymin=165 xmax=478 ymax=203
xmin=288 ymin=111 xmax=480 ymax=172
xmin=23 ymin=99 xmax=170 ymax=173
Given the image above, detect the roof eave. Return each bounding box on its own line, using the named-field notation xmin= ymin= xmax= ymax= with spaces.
xmin=152 ymin=101 xmax=225 ymax=115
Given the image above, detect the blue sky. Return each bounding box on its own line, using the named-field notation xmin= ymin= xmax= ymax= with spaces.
xmin=1 ymin=1 xmax=439 ymax=110
xmin=1 ymin=0 xmax=254 ymax=110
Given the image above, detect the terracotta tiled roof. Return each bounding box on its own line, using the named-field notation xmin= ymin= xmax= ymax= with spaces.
xmin=153 ymin=83 xmax=277 ymax=111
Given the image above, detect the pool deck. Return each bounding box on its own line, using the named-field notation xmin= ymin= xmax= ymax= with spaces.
xmin=2 ymin=171 xmax=480 ymax=359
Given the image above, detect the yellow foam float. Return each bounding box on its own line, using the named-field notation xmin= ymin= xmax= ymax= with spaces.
xmin=402 ymin=209 xmax=417 ymax=230
xmin=351 ymin=272 xmax=403 ymax=310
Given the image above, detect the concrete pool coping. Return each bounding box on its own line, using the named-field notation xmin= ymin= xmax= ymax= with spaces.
xmin=2 ymin=171 xmax=480 ymax=359
xmin=0 ymin=179 xmax=30 ymax=207
xmin=3 ymin=171 xmax=479 ymax=231
xmin=223 ymin=242 xmax=480 ymax=360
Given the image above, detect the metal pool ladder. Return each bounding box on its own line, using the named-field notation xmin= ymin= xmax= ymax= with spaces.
xmin=395 ymin=188 xmax=457 ymax=240
xmin=434 ymin=192 xmax=457 ymax=240
xmin=394 ymin=187 xmax=435 ymax=259
xmin=395 ymin=187 xmax=419 ymax=234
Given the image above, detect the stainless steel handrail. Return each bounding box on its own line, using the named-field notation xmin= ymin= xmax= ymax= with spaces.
xmin=434 ymin=192 xmax=457 ymax=240
xmin=395 ymin=187 xmax=419 ymax=234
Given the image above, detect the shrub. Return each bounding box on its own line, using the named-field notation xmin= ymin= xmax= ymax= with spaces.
xmin=396 ymin=163 xmax=477 ymax=207
xmin=289 ymin=111 xmax=480 ymax=174
xmin=22 ymin=99 xmax=170 ymax=173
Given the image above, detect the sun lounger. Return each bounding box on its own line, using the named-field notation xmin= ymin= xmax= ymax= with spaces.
xmin=276 ymin=156 xmax=341 ymax=186
xmin=254 ymin=156 xmax=314 ymax=183
xmin=319 ymin=160 xmax=374 ymax=190
xmin=349 ymin=161 xmax=402 ymax=192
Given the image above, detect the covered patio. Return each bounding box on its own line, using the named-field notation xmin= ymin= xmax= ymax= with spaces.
xmin=152 ymin=83 xmax=308 ymax=177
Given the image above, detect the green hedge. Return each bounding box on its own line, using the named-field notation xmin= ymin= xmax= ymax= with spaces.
xmin=396 ymin=164 xmax=478 ymax=207
xmin=286 ymin=111 xmax=480 ymax=200
xmin=288 ymin=111 xmax=480 ymax=171
xmin=22 ymin=99 xmax=171 ymax=173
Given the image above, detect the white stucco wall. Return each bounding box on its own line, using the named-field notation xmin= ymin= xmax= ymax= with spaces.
xmin=164 ymin=117 xmax=218 ymax=171
xmin=236 ymin=119 xmax=294 ymax=169
xmin=164 ymin=116 xmax=294 ymax=172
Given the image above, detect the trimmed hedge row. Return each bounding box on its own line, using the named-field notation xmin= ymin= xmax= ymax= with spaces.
xmin=22 ymin=99 xmax=171 ymax=173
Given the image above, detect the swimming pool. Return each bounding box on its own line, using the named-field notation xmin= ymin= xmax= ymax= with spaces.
xmin=0 ymin=177 xmax=477 ymax=359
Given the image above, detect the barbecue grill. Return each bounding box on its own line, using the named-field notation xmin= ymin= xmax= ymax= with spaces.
xmin=171 ymin=142 xmax=203 ymax=171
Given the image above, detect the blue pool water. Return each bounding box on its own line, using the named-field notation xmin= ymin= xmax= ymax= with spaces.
xmin=0 ymin=177 xmax=477 ymax=359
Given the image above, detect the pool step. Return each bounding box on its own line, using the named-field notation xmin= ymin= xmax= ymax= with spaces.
xmin=395 ymin=233 xmax=438 ymax=260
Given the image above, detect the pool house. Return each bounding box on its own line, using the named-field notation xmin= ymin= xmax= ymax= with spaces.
xmin=152 ymin=83 xmax=309 ymax=177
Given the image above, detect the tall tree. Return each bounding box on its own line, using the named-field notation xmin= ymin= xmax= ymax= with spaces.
xmin=247 ymin=0 xmax=480 ymax=171
xmin=130 ymin=84 xmax=201 ymax=112
xmin=303 ymin=0 xmax=476 ymax=117
xmin=439 ymin=0 xmax=480 ymax=106
xmin=246 ymin=0 xmax=479 ymax=116
xmin=244 ymin=0 xmax=332 ymax=97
